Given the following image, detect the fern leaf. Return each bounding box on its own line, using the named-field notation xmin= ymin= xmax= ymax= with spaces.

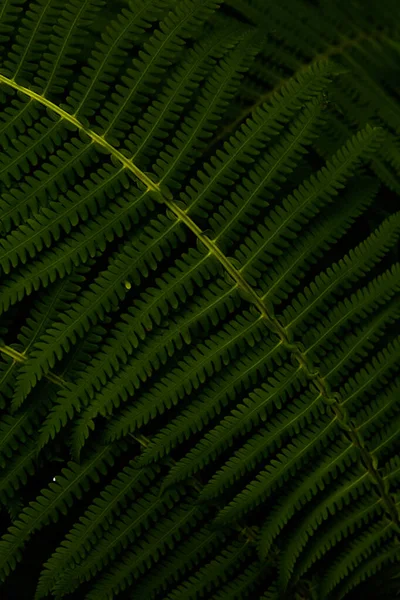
xmin=0 ymin=137 xmax=99 ymax=232
xmin=293 ymin=495 xmax=385 ymax=583
xmin=319 ymin=519 xmax=397 ymax=597
xmin=332 ymin=541 xmax=400 ymax=600
xmin=0 ymin=1 xmax=25 ymax=65
xmin=214 ymin=416 xmax=343 ymax=525
xmin=209 ymin=561 xmax=266 ymax=600
xmin=283 ymin=215 xmax=400 ymax=337
xmin=51 ymin=484 xmax=188 ymax=596
xmin=198 ymin=387 xmax=325 ymax=502
xmin=257 ymin=438 xmax=361 ymax=559
xmin=131 ymin=525 xmax=227 ymax=599
xmin=0 ymin=162 xmax=127 ymax=274
xmin=88 ymin=307 xmax=261 ymax=442
xmin=0 ymin=185 xmax=157 ymax=313
xmin=133 ymin=332 xmax=284 ymax=465
xmin=35 ymin=463 xmax=161 ymax=598
xmin=208 ymin=98 xmax=325 ymax=251
xmin=178 ymin=60 xmax=337 ymax=220
xmin=0 ymin=442 xmax=123 ymax=581
xmin=161 ymin=364 xmax=304 ymax=489
xmin=97 ymin=0 xmax=221 ymax=146
xmin=277 ymin=467 xmax=375 ymax=587
xmin=237 ymin=126 xmax=384 ymax=291
xmin=11 ymin=215 xmax=187 ymax=406
xmin=0 ymin=1 xmax=399 ymax=597
xmin=150 ymin=29 xmax=263 ymax=189
xmin=65 ymin=0 xmax=169 ymax=120
xmin=161 ymin=539 xmax=252 ymax=600
xmin=83 ymin=502 xmax=208 ymax=600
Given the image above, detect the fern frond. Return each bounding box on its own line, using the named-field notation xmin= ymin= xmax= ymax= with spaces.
xmin=275 ymin=377 xmax=400 ymax=586
xmin=0 ymin=442 xmax=123 ymax=581
xmin=0 ymin=1 xmax=399 ymax=597
xmin=208 ymin=98 xmax=325 ymax=251
xmin=0 ymin=138 xmax=99 ymax=232
xmin=132 ymin=331 xmax=284 ymax=465
xmin=71 ymin=301 xmax=261 ymax=459
xmin=209 ymin=562 xmax=266 ymax=599
xmin=319 ymin=519 xmax=398 ymax=597
xmin=257 ymin=437 xmax=361 ymax=559
xmin=127 ymin=26 xmax=254 ymax=171
xmin=158 ymin=539 xmax=253 ymax=600
xmin=293 ymin=495 xmax=385 ymax=583
xmin=214 ymin=416 xmax=342 ymax=525
xmin=0 ymin=184 xmax=157 ymax=313
xmin=129 ymin=524 xmax=227 ymax=599
xmin=4 ymin=0 xmax=104 ymax=95
xmin=332 ymin=540 xmax=400 ymax=600
xmin=38 ymin=264 xmax=235 ymax=453
xmin=82 ymin=501 xmax=209 ymax=600
xmin=95 ymin=0 xmax=221 ymax=146
xmin=50 ymin=483 xmax=191 ymax=596
xmin=277 ymin=467 xmax=376 ymax=586
xmin=258 ymin=175 xmax=380 ymax=305
xmin=65 ymin=0 xmax=169 ymax=121
xmin=198 ymin=387 xmax=326 ymax=501
xmin=140 ymin=29 xmax=263 ymax=189
xmin=178 ymin=60 xmax=337 ymax=220
xmin=11 ymin=214 xmax=187 ymax=407
xmin=0 ymin=162 xmax=128 ymax=274
xmin=35 ymin=463 xmax=161 ymax=598
xmin=282 ymin=215 xmax=400 ymax=338
xmin=162 ymin=364 xmax=304 ymax=488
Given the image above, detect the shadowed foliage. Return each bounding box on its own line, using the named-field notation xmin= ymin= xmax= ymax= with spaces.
xmin=0 ymin=1 xmax=399 ymax=598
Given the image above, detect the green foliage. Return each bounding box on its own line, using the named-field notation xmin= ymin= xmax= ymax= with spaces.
xmin=0 ymin=0 xmax=399 ymax=598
